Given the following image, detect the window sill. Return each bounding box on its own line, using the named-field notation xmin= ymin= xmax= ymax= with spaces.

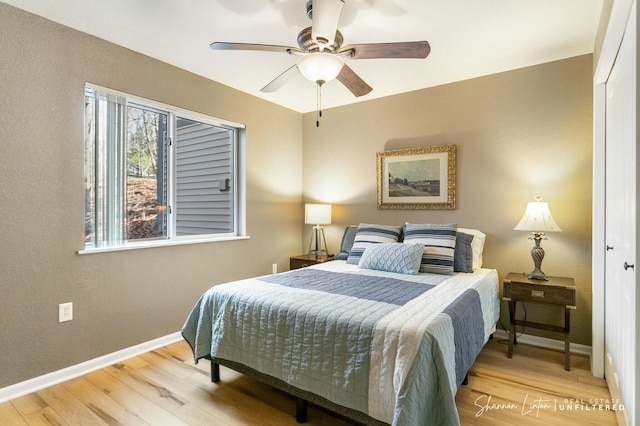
xmin=78 ymin=235 xmax=250 ymax=255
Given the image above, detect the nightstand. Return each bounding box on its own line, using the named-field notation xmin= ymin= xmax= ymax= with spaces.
xmin=289 ymin=254 xmax=334 ymax=270
xmin=503 ymin=272 xmax=576 ymax=371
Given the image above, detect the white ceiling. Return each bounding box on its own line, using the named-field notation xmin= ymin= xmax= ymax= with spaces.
xmin=3 ymin=0 xmax=604 ymax=113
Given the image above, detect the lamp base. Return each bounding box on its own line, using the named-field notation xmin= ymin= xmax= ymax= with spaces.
xmin=528 ymin=233 xmax=549 ymax=280
xmin=528 ymin=269 xmax=549 ymax=281
xmin=308 ymin=225 xmax=329 ymax=258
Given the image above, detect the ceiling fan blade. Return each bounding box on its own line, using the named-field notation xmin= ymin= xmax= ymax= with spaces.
xmin=311 ymin=0 xmax=345 ymax=48
xmin=260 ymin=65 xmax=299 ymax=93
xmin=336 ymin=64 xmax=372 ymax=97
xmin=210 ymin=42 xmax=301 ymax=54
xmin=341 ymin=41 xmax=431 ymax=59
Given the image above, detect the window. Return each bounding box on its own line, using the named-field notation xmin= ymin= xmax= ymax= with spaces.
xmin=84 ymin=84 xmax=245 ymax=251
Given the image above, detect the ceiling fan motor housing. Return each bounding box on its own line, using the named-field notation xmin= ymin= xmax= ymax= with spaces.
xmin=297 ymin=27 xmax=344 ymax=54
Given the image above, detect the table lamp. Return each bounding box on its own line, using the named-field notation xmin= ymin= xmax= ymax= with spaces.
xmin=514 ymin=196 xmax=562 ymax=280
xmin=305 ymin=203 xmax=331 ymax=257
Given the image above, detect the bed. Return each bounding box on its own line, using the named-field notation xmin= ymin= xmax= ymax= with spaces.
xmin=182 ymin=223 xmax=500 ymax=426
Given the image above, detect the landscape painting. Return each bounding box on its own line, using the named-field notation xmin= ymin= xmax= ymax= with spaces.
xmin=377 ymin=145 xmax=456 ymax=209
xmin=388 ymin=158 xmax=441 ymax=197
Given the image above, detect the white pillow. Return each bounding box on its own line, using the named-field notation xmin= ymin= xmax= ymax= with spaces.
xmin=458 ymin=227 xmax=486 ymax=269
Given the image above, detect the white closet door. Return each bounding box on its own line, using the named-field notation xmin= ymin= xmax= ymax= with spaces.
xmin=605 ymin=3 xmax=637 ymax=424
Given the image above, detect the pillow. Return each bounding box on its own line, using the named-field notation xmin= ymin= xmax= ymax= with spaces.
xmin=334 ymin=225 xmax=358 ymax=260
xmin=458 ymin=227 xmax=486 ymax=269
xmin=403 ymin=223 xmax=457 ymax=274
xmin=346 ymin=223 xmax=402 ymax=265
xmin=358 ymin=243 xmax=424 ymax=275
xmin=453 ymin=232 xmax=474 ymax=273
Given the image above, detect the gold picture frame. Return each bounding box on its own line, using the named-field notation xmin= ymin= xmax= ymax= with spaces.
xmin=377 ymin=145 xmax=456 ymax=209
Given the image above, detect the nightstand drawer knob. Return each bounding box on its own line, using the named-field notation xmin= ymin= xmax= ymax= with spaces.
xmin=531 ymin=290 xmax=545 ymax=298
xmin=624 ymin=262 xmax=635 ymax=271
xmin=606 ymin=245 xmax=614 ymax=251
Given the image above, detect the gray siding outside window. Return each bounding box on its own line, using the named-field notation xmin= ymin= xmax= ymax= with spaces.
xmin=175 ymin=119 xmax=234 ymax=235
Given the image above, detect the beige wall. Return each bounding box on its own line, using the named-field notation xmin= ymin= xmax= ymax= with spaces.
xmin=0 ymin=4 xmax=303 ymax=388
xmin=302 ymin=55 xmax=594 ymax=345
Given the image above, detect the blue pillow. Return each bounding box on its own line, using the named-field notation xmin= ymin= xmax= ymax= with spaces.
xmin=403 ymin=223 xmax=457 ymax=274
xmin=346 ymin=223 xmax=402 ymax=265
xmin=454 ymin=232 xmax=474 ymax=273
xmin=334 ymin=226 xmax=358 ymax=260
xmin=358 ymin=243 xmax=424 ymax=275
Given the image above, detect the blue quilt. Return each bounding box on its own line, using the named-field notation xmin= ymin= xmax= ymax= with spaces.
xmin=182 ymin=263 xmax=499 ymax=425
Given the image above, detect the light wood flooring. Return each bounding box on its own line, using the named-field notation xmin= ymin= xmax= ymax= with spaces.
xmin=1 ymin=338 xmax=618 ymax=425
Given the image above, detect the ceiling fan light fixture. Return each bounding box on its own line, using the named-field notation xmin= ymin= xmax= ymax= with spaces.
xmin=297 ymin=53 xmax=344 ymax=84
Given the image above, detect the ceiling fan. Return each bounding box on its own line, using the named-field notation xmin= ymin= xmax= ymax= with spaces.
xmin=210 ymin=0 xmax=431 ymax=124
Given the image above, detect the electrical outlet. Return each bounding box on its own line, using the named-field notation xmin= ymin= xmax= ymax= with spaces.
xmin=59 ymin=302 xmax=73 ymax=322
xmin=272 ymin=263 xmax=278 ymax=274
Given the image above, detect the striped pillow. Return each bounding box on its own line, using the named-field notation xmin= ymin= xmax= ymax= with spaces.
xmin=346 ymin=223 xmax=402 ymax=265
xmin=403 ymin=223 xmax=457 ymax=274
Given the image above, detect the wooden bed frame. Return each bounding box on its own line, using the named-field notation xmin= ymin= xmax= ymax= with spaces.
xmin=206 ymin=355 xmax=471 ymax=424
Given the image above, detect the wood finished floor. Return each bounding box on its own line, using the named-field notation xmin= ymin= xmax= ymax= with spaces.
xmin=1 ymin=339 xmax=618 ymax=425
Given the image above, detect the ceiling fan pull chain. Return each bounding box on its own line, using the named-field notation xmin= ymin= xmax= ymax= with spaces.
xmin=316 ymin=82 xmax=322 ymax=127
xmin=319 ymin=82 xmax=323 ymax=118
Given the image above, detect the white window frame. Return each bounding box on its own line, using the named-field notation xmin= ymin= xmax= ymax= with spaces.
xmin=80 ymin=83 xmax=247 ymax=254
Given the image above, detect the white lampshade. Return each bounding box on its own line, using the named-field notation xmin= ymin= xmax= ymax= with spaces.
xmin=514 ymin=197 xmax=562 ymax=232
xmin=305 ymin=203 xmax=332 ymax=225
xmin=297 ymin=53 xmax=344 ymax=84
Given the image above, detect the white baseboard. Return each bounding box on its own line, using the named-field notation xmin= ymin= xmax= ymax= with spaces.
xmin=493 ymin=329 xmax=592 ymax=357
xmin=0 ymin=331 xmax=183 ymax=404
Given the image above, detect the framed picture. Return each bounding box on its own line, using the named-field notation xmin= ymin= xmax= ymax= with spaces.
xmin=377 ymin=145 xmax=456 ymax=209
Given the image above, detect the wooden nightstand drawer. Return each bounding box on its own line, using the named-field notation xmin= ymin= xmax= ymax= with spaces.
xmin=289 ymin=254 xmax=334 ymax=270
xmin=503 ymin=272 xmax=576 ymax=307
xmin=503 ymin=280 xmax=576 ymax=306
